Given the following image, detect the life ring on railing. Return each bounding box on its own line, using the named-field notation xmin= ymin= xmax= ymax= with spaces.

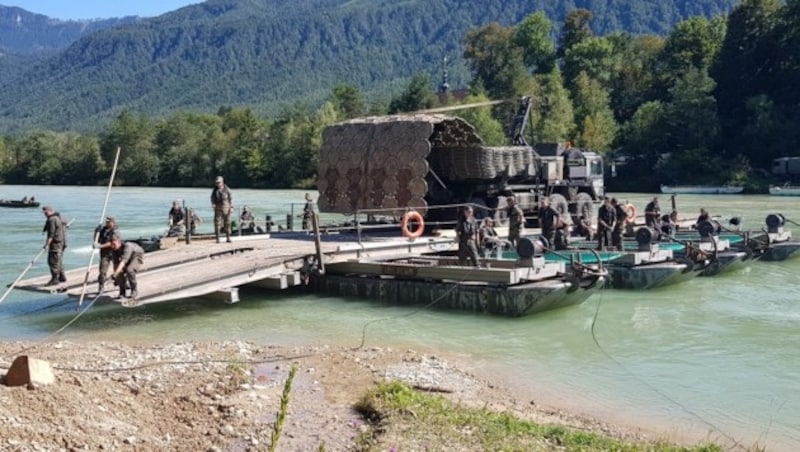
xmin=401 ymin=211 xmax=425 ymax=239
xmin=624 ymin=203 xmax=637 ymax=224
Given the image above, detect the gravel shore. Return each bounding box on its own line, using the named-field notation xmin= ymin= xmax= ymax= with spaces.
xmin=0 ymin=340 xmax=658 ymax=451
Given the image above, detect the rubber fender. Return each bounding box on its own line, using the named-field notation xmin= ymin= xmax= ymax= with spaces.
xmin=766 ymin=213 xmax=785 ymax=229
xmin=516 ymin=236 xmax=547 ymax=258
xmin=635 ymin=226 xmax=658 ymax=245
xmin=696 ymin=220 xmax=716 ymax=238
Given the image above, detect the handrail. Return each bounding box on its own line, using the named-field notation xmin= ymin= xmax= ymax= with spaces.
xmin=354 ymin=202 xmax=494 ymax=245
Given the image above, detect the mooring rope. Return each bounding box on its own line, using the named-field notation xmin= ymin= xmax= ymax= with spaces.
xmin=352 ymin=259 xmax=483 ymax=350
xmin=588 ymin=277 xmax=747 ymax=450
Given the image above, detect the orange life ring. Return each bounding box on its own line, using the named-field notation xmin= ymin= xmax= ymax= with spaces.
xmin=401 ymin=211 xmax=425 ymax=238
xmin=624 ymin=203 xmax=637 ymax=224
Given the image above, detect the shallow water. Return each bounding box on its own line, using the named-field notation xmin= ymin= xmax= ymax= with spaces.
xmin=1 ymin=185 xmax=799 ymax=450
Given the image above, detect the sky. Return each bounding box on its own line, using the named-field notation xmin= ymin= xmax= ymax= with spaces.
xmin=6 ymin=0 xmax=202 ymax=20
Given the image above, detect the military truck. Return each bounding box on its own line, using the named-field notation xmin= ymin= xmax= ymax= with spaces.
xmin=317 ymin=97 xmax=604 ymax=226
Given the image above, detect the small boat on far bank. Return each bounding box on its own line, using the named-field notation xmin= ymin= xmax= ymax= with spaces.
xmin=660 ymin=185 xmax=744 ymax=195
xmin=0 ymin=198 xmax=40 ymax=208
xmin=769 ymin=185 xmax=800 ymax=196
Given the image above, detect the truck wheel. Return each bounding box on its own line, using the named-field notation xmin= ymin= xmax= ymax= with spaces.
xmin=571 ymin=192 xmax=593 ymax=225
xmin=549 ymin=194 xmax=571 ymax=225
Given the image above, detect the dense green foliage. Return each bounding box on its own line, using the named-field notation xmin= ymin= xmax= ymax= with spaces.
xmin=1 ymin=0 xmax=797 ymax=192
xmin=0 ymin=0 xmax=738 ymax=133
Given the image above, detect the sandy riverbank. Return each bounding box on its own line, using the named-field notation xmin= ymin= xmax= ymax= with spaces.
xmin=0 ymin=340 xmax=716 ymax=451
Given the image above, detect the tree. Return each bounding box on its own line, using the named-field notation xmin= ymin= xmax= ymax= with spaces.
xmin=329 ymin=85 xmax=366 ymax=119
xmin=153 ymin=112 xmax=227 ymax=187
xmin=571 ymin=72 xmax=617 ymax=153
xmin=220 ymin=108 xmax=269 ymax=186
xmin=608 ymin=34 xmax=664 ymax=121
xmin=267 ymin=103 xmax=321 ymax=188
xmin=528 ymin=68 xmax=575 ymax=143
xmin=514 ymin=12 xmax=556 ymax=74
xmin=100 ymin=110 xmax=158 ymax=186
xmin=562 ymin=36 xmax=618 ymax=89
xmin=665 ymin=68 xmax=719 ymax=154
xmin=387 ymin=74 xmax=437 ymax=114
xmin=558 ymin=9 xmax=593 ymax=58
xmin=456 ymin=94 xmax=507 ymax=146
xmin=656 ymin=16 xmax=726 ymax=94
xmin=463 ymin=23 xmax=529 ymax=100
xmin=712 ymin=0 xmax=781 ymax=146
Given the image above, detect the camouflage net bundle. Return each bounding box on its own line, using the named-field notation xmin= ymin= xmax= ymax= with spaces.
xmin=318 ymin=114 xmax=534 ymax=215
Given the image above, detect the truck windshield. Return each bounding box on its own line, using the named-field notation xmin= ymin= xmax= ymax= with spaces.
xmin=590 ymin=159 xmax=603 ymax=176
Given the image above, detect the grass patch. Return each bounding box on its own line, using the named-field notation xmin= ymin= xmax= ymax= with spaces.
xmin=353 ymin=381 xmax=724 ymax=451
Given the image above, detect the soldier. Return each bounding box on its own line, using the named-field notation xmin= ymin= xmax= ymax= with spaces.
xmin=302 ymin=193 xmax=315 ymax=230
xmin=537 ymin=197 xmax=559 ymax=247
xmin=93 ymin=216 xmax=118 ymax=292
xmin=553 ymin=222 xmax=571 ymax=250
xmin=611 ymin=198 xmax=628 ymax=251
xmin=456 ymin=206 xmax=479 ymax=267
xmin=479 ymin=217 xmax=507 ymax=257
xmin=240 ymin=206 xmax=255 ymax=233
xmin=596 ymin=197 xmax=617 ymax=251
xmin=167 ymin=200 xmax=185 ymax=237
xmin=574 ymin=215 xmax=595 ymax=240
xmin=211 ymin=176 xmax=233 ymax=243
xmin=41 ymin=206 xmax=67 ymax=286
xmin=644 ymin=197 xmax=661 ymax=228
xmin=505 ymin=196 xmax=525 ymax=247
xmin=109 ymin=235 xmax=145 ymax=300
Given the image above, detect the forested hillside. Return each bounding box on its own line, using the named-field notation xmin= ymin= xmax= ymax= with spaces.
xmin=3 ymin=0 xmax=796 ymax=193
xmin=0 ymin=6 xmax=135 ymax=54
xmin=0 ymin=0 xmax=738 ymax=132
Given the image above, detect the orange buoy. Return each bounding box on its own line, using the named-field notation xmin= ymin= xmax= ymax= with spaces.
xmin=401 ymin=211 xmax=424 ymax=238
xmin=624 ymin=203 xmax=637 ymax=224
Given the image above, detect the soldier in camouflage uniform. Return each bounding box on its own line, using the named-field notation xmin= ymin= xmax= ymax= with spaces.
xmin=302 ymin=193 xmax=315 ymax=230
xmin=506 ymin=196 xmax=525 ymax=248
xmin=41 ymin=206 xmax=67 ymax=286
xmin=457 ymin=206 xmax=479 ymax=267
xmin=94 ymin=216 xmax=119 ymax=292
xmin=211 ymin=176 xmax=233 ymax=243
xmin=109 ymin=235 xmax=145 ymax=300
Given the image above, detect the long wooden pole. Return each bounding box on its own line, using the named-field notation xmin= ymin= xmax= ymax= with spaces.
xmin=0 ymin=248 xmax=46 ymax=305
xmin=77 ymin=147 xmax=121 ymax=307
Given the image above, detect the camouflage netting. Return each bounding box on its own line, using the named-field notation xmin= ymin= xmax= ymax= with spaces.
xmin=317 ymin=114 xmax=535 ymax=215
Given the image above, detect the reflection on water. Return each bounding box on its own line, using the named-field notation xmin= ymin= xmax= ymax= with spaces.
xmin=1 ymin=186 xmax=800 ymax=450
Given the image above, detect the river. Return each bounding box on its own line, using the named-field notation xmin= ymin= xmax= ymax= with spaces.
xmin=1 ymin=185 xmax=799 ymax=450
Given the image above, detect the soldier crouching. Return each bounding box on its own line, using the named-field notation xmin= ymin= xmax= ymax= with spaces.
xmin=109 ymin=235 xmax=145 ymax=300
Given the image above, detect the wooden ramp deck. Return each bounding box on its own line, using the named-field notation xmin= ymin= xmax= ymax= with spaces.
xmin=13 ymin=234 xmax=457 ymax=307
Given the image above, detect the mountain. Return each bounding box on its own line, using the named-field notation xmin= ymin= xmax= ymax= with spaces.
xmin=0 ymin=5 xmax=137 ymax=54
xmin=0 ymin=0 xmax=739 ymax=133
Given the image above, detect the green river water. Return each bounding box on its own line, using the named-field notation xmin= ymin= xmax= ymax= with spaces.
xmin=0 ymin=185 xmax=798 ymax=450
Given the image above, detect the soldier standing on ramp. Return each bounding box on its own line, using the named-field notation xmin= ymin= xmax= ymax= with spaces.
xmin=41 ymin=206 xmax=67 ymax=286
xmin=506 ymin=196 xmax=526 ymax=248
xmin=93 ymin=216 xmax=118 ymax=292
xmin=211 ymin=176 xmax=233 ymax=243
xmin=457 ymin=206 xmax=479 ymax=267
